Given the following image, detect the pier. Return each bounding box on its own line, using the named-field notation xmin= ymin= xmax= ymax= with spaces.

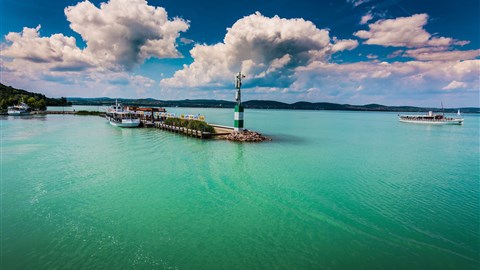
xmin=150 ymin=121 xmax=213 ymax=139
xmin=19 ymin=110 xmax=268 ymax=141
xmin=27 ymin=110 xmax=235 ymax=139
xmin=140 ymin=120 xmax=236 ymax=139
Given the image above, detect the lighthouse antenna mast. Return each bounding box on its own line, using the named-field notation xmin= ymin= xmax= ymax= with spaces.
xmin=235 ymin=72 xmax=245 ymax=106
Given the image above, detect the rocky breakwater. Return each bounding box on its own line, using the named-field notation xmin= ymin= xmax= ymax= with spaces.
xmin=225 ymin=130 xmax=271 ymax=142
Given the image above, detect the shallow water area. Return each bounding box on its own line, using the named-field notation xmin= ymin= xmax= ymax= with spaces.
xmin=1 ymin=107 xmax=479 ymax=269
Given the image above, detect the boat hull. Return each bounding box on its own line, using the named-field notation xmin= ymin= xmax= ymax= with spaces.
xmin=399 ymin=119 xmax=463 ymax=125
xmin=7 ymin=111 xmax=31 ymax=116
xmin=109 ymin=121 xmax=140 ymax=128
xmin=107 ymin=117 xmax=140 ymax=128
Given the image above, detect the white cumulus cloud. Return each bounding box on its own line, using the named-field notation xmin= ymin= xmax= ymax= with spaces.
xmin=3 ymin=25 xmax=91 ymax=69
xmin=291 ymin=59 xmax=480 ymax=104
xmin=354 ymin=14 xmax=468 ymax=48
xmin=1 ymin=0 xmax=189 ymax=97
xmin=297 ymin=60 xmax=479 ymax=85
xmin=2 ymin=0 xmax=189 ymax=72
xmin=331 ymin=38 xmax=359 ymax=53
xmin=64 ymin=0 xmax=189 ymax=70
xmin=161 ymin=12 xmax=357 ymax=89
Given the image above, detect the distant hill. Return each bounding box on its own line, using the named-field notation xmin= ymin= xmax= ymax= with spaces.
xmin=0 ymin=83 xmax=71 ymax=110
xmin=68 ymin=97 xmax=480 ymax=113
xmin=68 ymin=97 xmax=235 ymax=108
xmin=2 ymin=83 xmax=477 ymax=113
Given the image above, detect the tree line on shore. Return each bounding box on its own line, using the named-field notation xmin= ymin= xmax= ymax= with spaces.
xmin=69 ymin=97 xmax=479 ymax=113
xmin=0 ymin=83 xmax=71 ymax=111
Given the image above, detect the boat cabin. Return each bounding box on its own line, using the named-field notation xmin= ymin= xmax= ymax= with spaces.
xmin=126 ymin=106 xmax=167 ymax=122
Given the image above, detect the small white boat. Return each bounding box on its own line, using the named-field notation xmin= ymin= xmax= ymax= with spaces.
xmin=7 ymin=102 xmax=31 ymax=116
xmin=106 ymin=100 xmax=140 ymax=128
xmin=399 ymin=111 xmax=464 ymax=125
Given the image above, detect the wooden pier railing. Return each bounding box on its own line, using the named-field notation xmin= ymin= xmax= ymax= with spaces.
xmin=141 ymin=121 xmax=213 ymax=139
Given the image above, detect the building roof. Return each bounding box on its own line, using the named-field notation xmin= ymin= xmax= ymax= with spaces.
xmin=127 ymin=106 xmax=166 ymax=112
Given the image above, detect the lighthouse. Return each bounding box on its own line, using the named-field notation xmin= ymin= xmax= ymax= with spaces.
xmin=234 ymin=72 xmax=245 ymax=132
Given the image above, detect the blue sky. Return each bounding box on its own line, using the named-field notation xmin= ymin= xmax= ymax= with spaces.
xmin=1 ymin=0 xmax=479 ymax=106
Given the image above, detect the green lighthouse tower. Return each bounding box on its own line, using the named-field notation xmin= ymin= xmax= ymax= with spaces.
xmin=234 ymin=72 xmax=245 ymax=131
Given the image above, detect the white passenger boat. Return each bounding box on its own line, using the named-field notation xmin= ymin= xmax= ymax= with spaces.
xmin=398 ymin=111 xmax=463 ymax=125
xmin=106 ymin=101 xmax=140 ymax=128
xmin=7 ymin=102 xmax=31 ymax=115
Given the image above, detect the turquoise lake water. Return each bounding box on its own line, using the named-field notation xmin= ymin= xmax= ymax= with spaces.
xmin=1 ymin=107 xmax=479 ymax=269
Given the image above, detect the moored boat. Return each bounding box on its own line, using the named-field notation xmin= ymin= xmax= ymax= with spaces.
xmin=106 ymin=101 xmax=140 ymax=128
xmin=398 ymin=111 xmax=463 ymax=125
xmin=7 ymin=102 xmax=31 ymax=116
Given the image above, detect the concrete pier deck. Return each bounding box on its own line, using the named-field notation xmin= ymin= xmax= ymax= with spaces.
xmin=209 ymin=124 xmax=235 ymax=136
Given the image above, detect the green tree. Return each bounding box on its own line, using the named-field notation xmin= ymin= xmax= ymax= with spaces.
xmin=8 ymin=97 xmax=16 ymax=106
xmin=35 ymin=99 xmax=46 ymax=110
xmin=26 ymin=97 xmax=36 ymax=107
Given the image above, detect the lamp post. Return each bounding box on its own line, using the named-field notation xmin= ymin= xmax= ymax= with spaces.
xmin=234 ymin=72 xmax=245 ymax=132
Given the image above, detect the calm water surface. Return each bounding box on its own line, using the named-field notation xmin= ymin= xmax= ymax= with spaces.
xmin=2 ymin=108 xmax=479 ymax=269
